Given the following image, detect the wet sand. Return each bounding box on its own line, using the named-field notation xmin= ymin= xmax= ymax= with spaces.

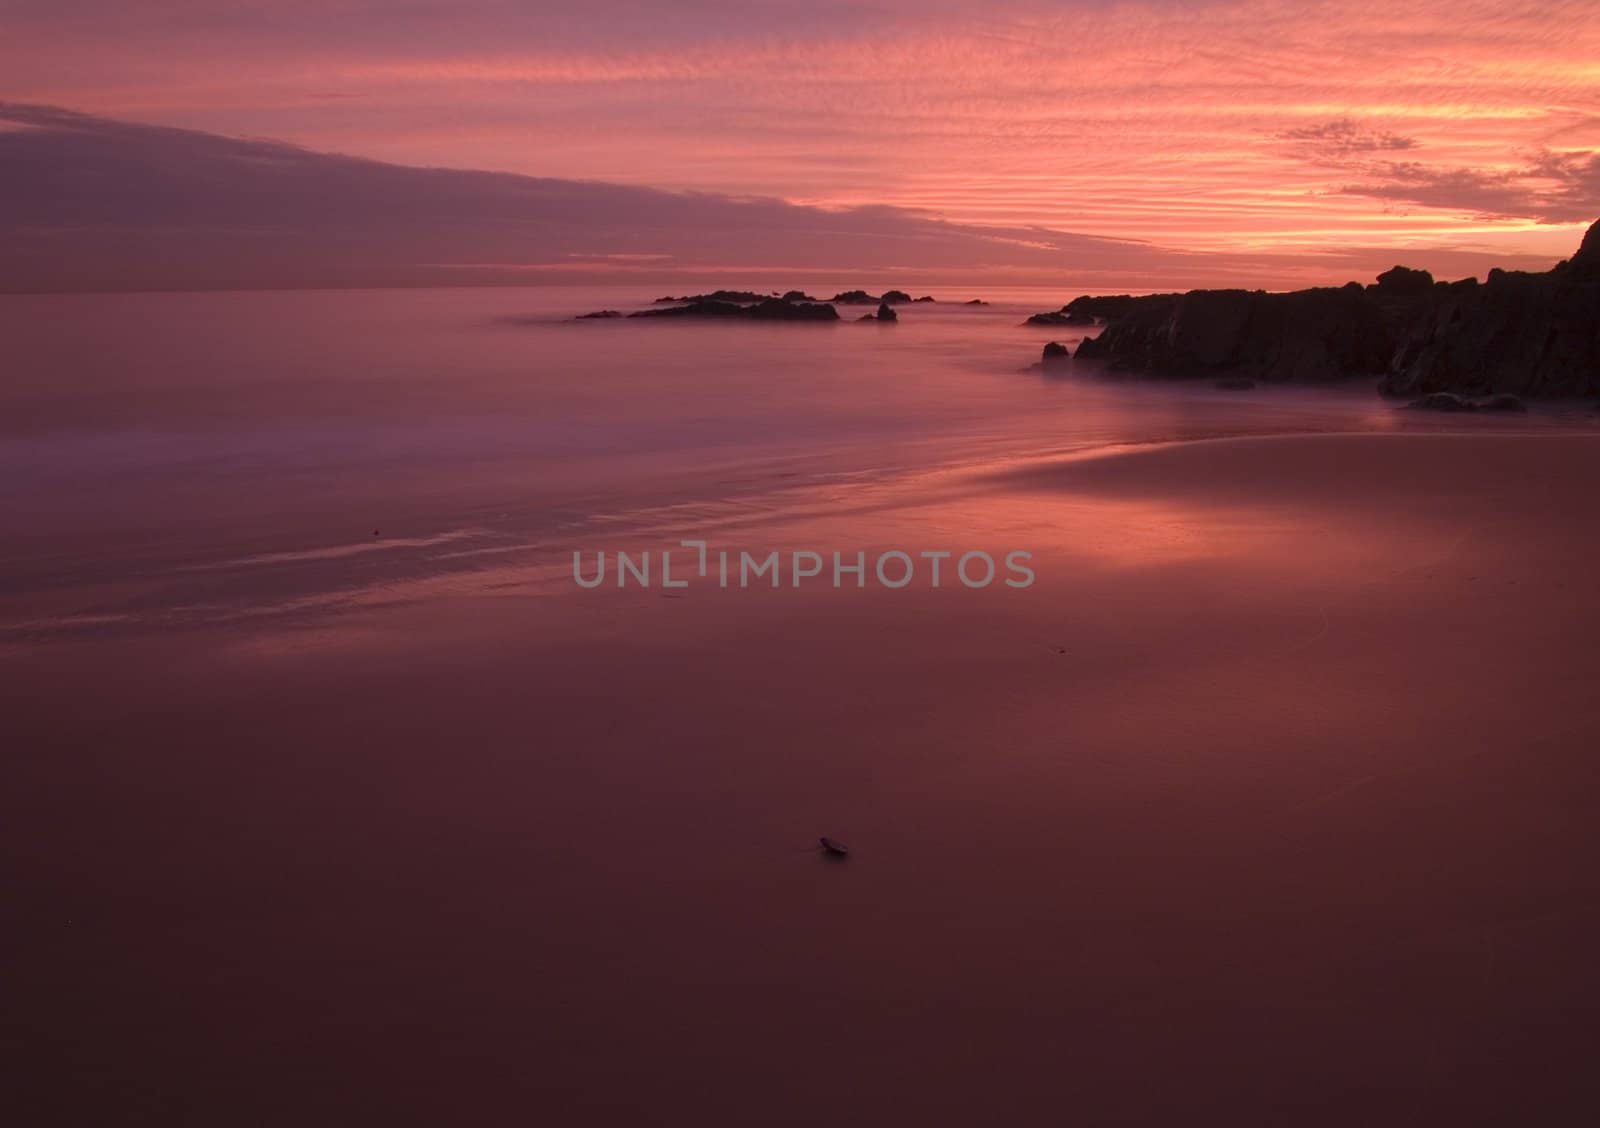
xmin=7 ymin=432 xmax=1600 ymax=1125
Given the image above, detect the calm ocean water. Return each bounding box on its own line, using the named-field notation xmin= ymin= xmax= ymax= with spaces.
xmin=8 ymin=284 xmax=1580 ymax=641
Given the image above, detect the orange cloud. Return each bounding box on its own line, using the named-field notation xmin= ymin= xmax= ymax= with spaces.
xmin=2 ymin=0 xmax=1597 ymax=268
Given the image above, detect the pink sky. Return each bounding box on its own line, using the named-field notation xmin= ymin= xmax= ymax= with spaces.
xmin=4 ymin=0 xmax=1599 ymax=287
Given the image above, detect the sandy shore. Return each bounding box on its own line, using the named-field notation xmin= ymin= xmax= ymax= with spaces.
xmin=8 ymin=431 xmax=1600 ymax=1125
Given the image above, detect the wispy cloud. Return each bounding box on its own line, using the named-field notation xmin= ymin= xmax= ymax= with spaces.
xmin=1334 ymin=150 xmax=1600 ymax=223
xmin=0 ymin=103 xmax=1572 ymax=292
xmin=1278 ymin=119 xmax=1418 ymax=158
xmin=2 ymin=0 xmax=1598 ymax=264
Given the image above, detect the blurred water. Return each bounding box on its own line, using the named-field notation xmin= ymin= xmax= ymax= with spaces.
xmin=1 ymin=285 xmax=1587 ymax=638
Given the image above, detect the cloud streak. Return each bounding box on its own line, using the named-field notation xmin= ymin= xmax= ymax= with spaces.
xmin=1 ymin=103 xmax=1576 ymax=293
xmin=3 ymin=0 xmax=1598 ymax=278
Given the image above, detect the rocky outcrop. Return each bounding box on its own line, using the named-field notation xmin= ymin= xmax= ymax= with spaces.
xmin=653 ymin=290 xmax=774 ymax=304
xmin=1068 ymin=294 xmax=1177 ymax=321
xmin=1373 ymin=265 xmax=1434 ymax=297
xmin=631 ymin=299 xmax=839 ymax=321
xmin=832 ymin=289 xmax=919 ymax=304
xmin=1066 ymin=218 xmax=1600 ymax=399
xmin=1071 ymin=286 xmax=1395 ymax=383
xmin=575 ymin=310 xmax=622 ymax=319
xmin=1041 ymin=341 xmax=1071 ymax=365
xmin=1380 ymin=237 xmax=1600 ymax=398
xmin=1026 ymin=308 xmax=1096 ymax=326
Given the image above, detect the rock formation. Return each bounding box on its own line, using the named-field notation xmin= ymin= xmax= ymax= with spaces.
xmin=1381 ymin=234 xmax=1600 ymax=398
xmin=653 ymin=290 xmax=774 ymax=304
xmin=1062 ymin=218 xmax=1600 ymax=399
xmin=630 ymin=299 xmax=839 ymax=321
xmin=1026 ymin=308 xmax=1096 ymax=326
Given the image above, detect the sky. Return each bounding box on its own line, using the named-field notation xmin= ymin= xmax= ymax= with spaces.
xmin=4 ymin=0 xmax=1600 ymax=289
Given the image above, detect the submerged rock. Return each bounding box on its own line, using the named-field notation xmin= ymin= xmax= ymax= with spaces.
xmin=575 ymin=310 xmax=622 ymax=319
xmin=964 ymin=299 xmax=988 ymax=306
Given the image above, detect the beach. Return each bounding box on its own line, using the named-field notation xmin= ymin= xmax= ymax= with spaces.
xmin=9 ymin=8 xmax=1600 ymax=1118
xmin=8 ymin=381 xmax=1600 ymax=1122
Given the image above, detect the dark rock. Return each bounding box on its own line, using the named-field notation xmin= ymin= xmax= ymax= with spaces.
xmin=781 ymin=290 xmax=819 ymax=302
xmin=964 ymin=299 xmax=988 ymax=306
xmin=1074 ymin=334 xmax=1107 ymax=360
xmin=831 ymin=290 xmax=880 ymax=304
xmin=1373 ymin=265 xmax=1435 ymax=296
xmin=1063 ymin=218 xmax=1600 ymax=400
xmin=1381 ymin=219 xmax=1600 ymax=399
xmin=1026 ymin=309 xmax=1096 ymax=326
xmin=653 ymin=290 xmax=771 ymax=304
xmin=749 ymin=299 xmax=839 ymax=321
xmin=632 ymin=299 xmax=838 ymax=321
xmin=1041 ymin=341 xmax=1071 ymax=364
xmin=1574 ymin=219 xmax=1600 ymax=275
xmin=1214 ymin=377 xmax=1256 ymax=390
xmin=875 ymin=301 xmax=897 ymax=322
xmin=881 ymin=290 xmax=913 ymax=304
xmin=913 ymin=295 xmax=936 ymax=302
xmin=1070 ymin=287 xmax=1388 ymax=383
xmin=1064 ymin=294 xmax=1176 ymax=321
xmin=576 ymin=310 xmax=623 ymax=319
xmin=633 ymin=299 xmax=746 ymax=318
xmin=1477 ymin=393 xmax=1527 ymax=412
